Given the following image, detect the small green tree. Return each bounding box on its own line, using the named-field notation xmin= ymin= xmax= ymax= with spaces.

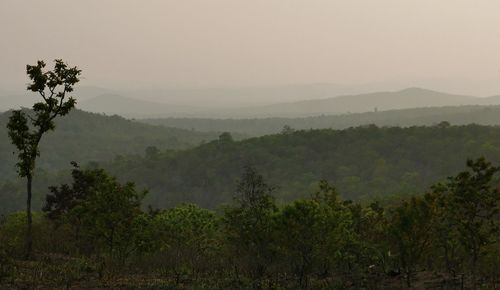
xmin=277 ymin=198 xmax=342 ymax=289
xmin=340 ymin=200 xmax=389 ymax=287
xmin=44 ymin=164 xmax=147 ymax=259
xmin=7 ymin=59 xmax=81 ymax=257
xmin=145 ymin=146 xmax=160 ymax=160
xmin=223 ymin=165 xmax=277 ymax=288
xmin=388 ymin=194 xmax=437 ymax=288
xmin=218 ymin=132 xmax=233 ymax=143
xmin=311 ymin=181 xmax=359 ymax=286
xmin=280 ymin=125 xmax=295 ymax=135
xmin=151 ymin=204 xmax=219 ymax=283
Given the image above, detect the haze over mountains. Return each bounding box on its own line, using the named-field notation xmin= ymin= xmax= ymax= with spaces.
xmin=77 ymin=87 xmax=500 ymax=118
xmin=0 ymin=86 xmax=113 ymax=111
xmin=3 ymin=85 xmax=500 ymax=119
xmin=79 ymin=94 xmax=203 ymax=118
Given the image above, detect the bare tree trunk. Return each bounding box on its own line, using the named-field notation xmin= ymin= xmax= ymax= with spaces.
xmin=406 ymin=269 xmax=412 ymax=288
xmin=471 ymin=247 xmax=478 ymax=290
xmin=25 ymin=173 xmax=33 ymax=259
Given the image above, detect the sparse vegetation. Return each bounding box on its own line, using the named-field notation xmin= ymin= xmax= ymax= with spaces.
xmin=0 ymin=160 xmax=498 ymax=289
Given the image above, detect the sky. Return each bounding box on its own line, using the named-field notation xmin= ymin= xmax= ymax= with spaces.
xmin=1 ymin=0 xmax=500 ymax=97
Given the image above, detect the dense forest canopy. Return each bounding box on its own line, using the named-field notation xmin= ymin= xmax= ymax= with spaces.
xmin=98 ymin=124 xmax=500 ymax=209
xmin=3 ymin=123 xmax=499 ymax=215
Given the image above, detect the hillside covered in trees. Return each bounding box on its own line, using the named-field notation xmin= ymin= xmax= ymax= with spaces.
xmin=97 ymin=124 xmax=500 ymax=209
xmin=0 ymin=109 xmax=223 ymax=181
xmin=3 ymin=1 xmax=500 ymax=287
xmin=4 ymin=123 xmax=498 ymax=214
xmin=2 ymin=74 xmax=499 ymax=289
xmin=143 ymin=105 xmax=500 ymax=136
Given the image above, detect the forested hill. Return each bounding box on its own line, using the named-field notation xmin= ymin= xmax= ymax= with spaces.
xmin=0 ymin=109 xmax=221 ymax=181
xmin=97 ymin=124 xmax=500 ymax=209
xmin=142 ymin=105 xmax=500 ymax=136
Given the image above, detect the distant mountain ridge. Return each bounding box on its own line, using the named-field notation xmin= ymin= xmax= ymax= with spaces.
xmin=236 ymin=87 xmax=475 ymax=117
xmin=4 ymin=87 xmax=500 ymax=118
xmin=480 ymin=95 xmax=500 ymax=105
xmin=79 ymin=94 xmax=203 ymax=118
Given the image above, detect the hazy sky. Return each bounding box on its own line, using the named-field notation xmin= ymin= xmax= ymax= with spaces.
xmin=1 ymin=0 xmax=500 ymax=95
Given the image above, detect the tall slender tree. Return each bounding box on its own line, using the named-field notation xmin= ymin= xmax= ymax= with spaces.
xmin=223 ymin=165 xmax=277 ymax=288
xmin=7 ymin=59 xmax=81 ymax=258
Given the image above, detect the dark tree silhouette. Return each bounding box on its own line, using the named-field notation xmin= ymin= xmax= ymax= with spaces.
xmin=433 ymin=158 xmax=500 ymax=287
xmin=224 ymin=165 xmax=277 ymax=288
xmin=7 ymin=59 xmax=81 ymax=257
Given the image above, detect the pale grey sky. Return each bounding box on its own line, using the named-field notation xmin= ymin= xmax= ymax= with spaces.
xmin=1 ymin=0 xmax=500 ymax=96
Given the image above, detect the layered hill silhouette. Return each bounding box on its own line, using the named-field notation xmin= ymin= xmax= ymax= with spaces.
xmin=79 ymin=94 xmax=204 ymax=118
xmin=77 ymin=87 xmax=497 ymax=118
xmin=144 ymin=105 xmax=500 ymax=136
xmin=0 ymin=86 xmax=113 ymax=111
xmin=236 ymin=87 xmax=475 ymax=117
xmin=4 ymin=87 xmax=499 ymax=118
